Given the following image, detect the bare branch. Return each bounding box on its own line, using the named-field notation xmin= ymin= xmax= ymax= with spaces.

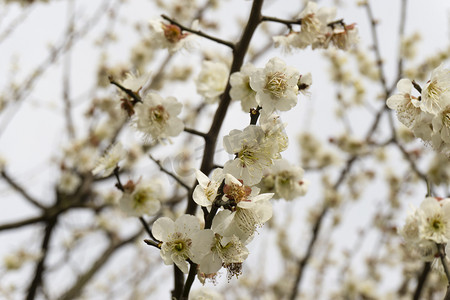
xmin=1 ymin=170 xmax=46 ymax=210
xmin=161 ymin=14 xmax=235 ymax=50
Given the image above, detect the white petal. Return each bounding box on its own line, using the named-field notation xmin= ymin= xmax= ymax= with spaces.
xmin=152 ymin=217 xmax=175 ymax=242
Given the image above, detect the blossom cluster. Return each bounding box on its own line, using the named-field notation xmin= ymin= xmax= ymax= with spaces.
xmin=387 ymin=65 xmax=450 ymax=157
xmin=273 ymin=1 xmax=358 ymax=51
xmin=150 ymin=56 xmax=310 ymax=279
xmin=230 ymin=57 xmax=310 ymax=115
xmin=400 ymin=197 xmax=450 ymax=261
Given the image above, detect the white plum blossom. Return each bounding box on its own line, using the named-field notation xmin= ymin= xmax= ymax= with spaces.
xmin=418 ymin=197 xmax=450 ymax=243
xmin=223 ymin=125 xmax=277 ymax=185
xmin=272 ymin=2 xmax=358 ymax=51
xmin=196 ymin=61 xmax=229 ymax=104
xmin=230 ymin=62 xmax=258 ymax=112
xmin=386 ymin=78 xmax=422 ymax=128
xmin=431 ymin=105 xmax=450 ymax=156
xmin=329 ymin=23 xmax=359 ymax=50
xmin=399 ymin=208 xmax=421 ymax=244
xmin=190 ymin=287 xmax=225 ymax=300
xmin=119 ymin=179 xmax=163 ymax=217
xmin=259 ymin=113 xmax=288 ymax=157
xmin=134 ymin=92 xmax=184 ymax=143
xmin=92 ymin=142 xmax=127 ymax=178
xmin=298 ymin=1 xmax=336 ymax=37
xmin=249 ymin=57 xmax=300 ymax=115
xmin=212 ymin=174 xmax=273 ymax=243
xmin=148 ymin=19 xmax=193 ymax=52
xmin=152 ymin=214 xmax=208 ymax=273
xmin=120 ymin=73 xmax=149 ymax=96
xmin=258 ymin=159 xmax=309 ymax=201
xmin=193 ymin=168 xmax=224 ymax=211
xmin=191 ymin=229 xmax=249 ymax=275
xmin=420 ymin=64 xmax=450 ymax=114
xmin=58 ymin=171 xmax=81 ymax=194
xmin=400 ymin=197 xmax=450 ymax=262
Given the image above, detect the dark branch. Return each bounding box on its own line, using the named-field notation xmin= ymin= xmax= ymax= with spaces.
xmin=1 ymin=170 xmax=46 ymax=210
xmin=161 ymin=14 xmax=235 ymax=50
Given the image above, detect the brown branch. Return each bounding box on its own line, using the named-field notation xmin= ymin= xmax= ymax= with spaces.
xmin=184 ymin=127 xmax=207 ymax=139
xmin=62 ymin=0 xmax=76 ymax=140
xmin=161 ymin=14 xmax=235 ymax=50
xmin=185 ymin=0 xmax=264 ymax=216
xmin=0 ymin=215 xmax=46 ymax=231
xmin=26 ymin=215 xmax=58 ymax=300
xmin=58 ymin=229 xmax=143 ymax=300
xmin=1 ymin=170 xmax=46 ymax=210
xmin=261 ymin=15 xmax=302 ymax=27
xmin=363 ymin=0 xmax=389 ymax=97
xmin=413 ymin=262 xmax=431 ymax=300
xmin=148 ymin=154 xmax=190 ymax=191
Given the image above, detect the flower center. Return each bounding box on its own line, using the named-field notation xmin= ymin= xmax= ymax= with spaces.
xmin=223 ymin=182 xmax=251 ymax=204
xmin=149 ymin=105 xmax=169 ymax=124
xmin=425 ymin=80 xmax=446 ymax=102
xmin=167 ymin=232 xmax=192 ymax=258
xmin=163 ymin=24 xmax=185 ymax=43
xmin=264 ymin=72 xmax=287 ymax=99
xmin=238 ymin=145 xmax=258 ymax=167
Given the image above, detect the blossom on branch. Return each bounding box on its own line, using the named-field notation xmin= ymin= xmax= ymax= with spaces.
xmin=133 ymin=92 xmax=184 ymax=143
xmin=196 ymin=60 xmax=229 ymax=104
xmin=152 ymin=214 xmax=209 ymax=273
xmin=249 ymin=57 xmax=300 ymax=115
xmin=223 ymin=125 xmax=278 ymax=185
xmin=119 ymin=179 xmax=163 ymax=217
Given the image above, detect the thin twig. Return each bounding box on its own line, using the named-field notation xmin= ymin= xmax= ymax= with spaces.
xmin=109 ymin=78 xmax=142 ymax=104
xmin=261 ymin=15 xmax=301 ymax=27
xmin=148 ymin=154 xmax=190 ymax=191
xmin=161 ymin=14 xmax=235 ymax=50
xmin=184 ymin=127 xmax=207 ymax=139
xmin=1 ymin=170 xmax=46 ymax=210
xmin=413 ymin=262 xmax=431 ymax=300
xmin=59 ymin=229 xmax=143 ymax=300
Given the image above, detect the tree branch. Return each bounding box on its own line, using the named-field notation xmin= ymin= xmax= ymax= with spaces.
xmin=59 ymin=229 xmax=143 ymax=300
xmin=1 ymin=170 xmax=46 ymax=210
xmin=161 ymin=14 xmax=235 ymax=50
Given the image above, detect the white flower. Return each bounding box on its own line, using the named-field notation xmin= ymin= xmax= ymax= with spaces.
xmin=329 ymin=23 xmax=359 ymax=50
xmin=193 ymin=168 xmax=224 ymax=211
xmin=148 ymin=19 xmax=193 ymax=52
xmin=196 ymin=61 xmax=229 ymax=104
xmin=250 ymin=58 xmax=300 ymax=115
xmin=212 ymin=174 xmax=273 ymax=242
xmin=273 ymin=32 xmax=300 ymax=52
xmin=58 ymin=171 xmax=81 ymax=194
xmin=230 ymin=63 xmax=258 ymax=112
xmin=189 ymin=288 xmax=225 ymax=300
xmin=298 ymin=2 xmax=336 ymax=36
xmin=399 ymin=208 xmax=421 ymax=244
xmin=152 ymin=214 xmax=206 ymax=273
xmin=121 ymin=73 xmax=149 ymax=96
xmin=92 ymin=143 xmax=127 ymax=178
xmin=387 ymin=78 xmax=422 ymax=128
xmin=420 ymin=64 xmax=450 ymax=114
xmin=191 ymin=229 xmax=249 ymax=275
xmin=418 ymin=197 xmax=450 ymax=243
xmin=223 ymin=125 xmax=276 ymax=185
xmin=259 ymin=113 xmax=288 ymax=157
xmin=258 ymin=159 xmax=308 ymax=201
xmin=134 ymin=92 xmax=184 ymax=142
xmin=431 ymin=105 xmax=450 ymax=146
xmin=119 ymin=179 xmax=163 ymax=217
